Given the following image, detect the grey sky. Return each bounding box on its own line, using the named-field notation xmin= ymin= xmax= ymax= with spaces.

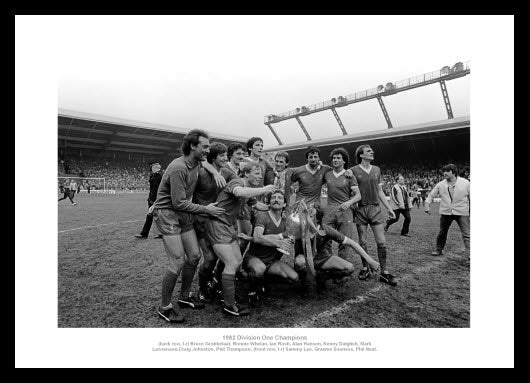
xmin=57 ymin=15 xmax=470 ymax=148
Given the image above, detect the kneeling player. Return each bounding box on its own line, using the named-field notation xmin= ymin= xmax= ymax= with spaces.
xmin=241 ymin=190 xmax=297 ymax=306
xmin=294 ymin=203 xmax=380 ymax=292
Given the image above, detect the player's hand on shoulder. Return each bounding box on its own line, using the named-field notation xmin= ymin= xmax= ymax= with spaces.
xmin=345 ymin=169 xmax=354 ymax=178
xmin=213 ymin=173 xmax=227 ymax=188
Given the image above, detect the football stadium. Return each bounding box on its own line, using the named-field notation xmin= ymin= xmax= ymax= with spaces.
xmin=58 ymin=63 xmax=470 ymax=328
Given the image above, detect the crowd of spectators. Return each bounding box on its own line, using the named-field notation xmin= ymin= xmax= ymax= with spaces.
xmin=379 ymin=161 xmax=470 ymax=196
xmin=58 ymin=155 xmax=469 ymax=195
xmin=58 ymin=157 xmax=151 ymax=191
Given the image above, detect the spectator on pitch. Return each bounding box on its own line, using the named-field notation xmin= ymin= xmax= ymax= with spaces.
xmin=135 ymin=162 xmax=164 ymax=239
xmin=204 ymin=162 xmax=276 ymax=316
xmin=58 ymin=179 xmax=73 ymax=204
xmin=152 ymin=129 xmax=225 ymax=324
xmin=293 ymin=203 xmax=380 ymax=293
xmin=69 ymin=179 xmax=78 ymax=205
xmin=420 ymin=185 xmax=429 ymax=206
xmin=322 ymin=147 xmax=361 ymax=261
xmin=349 ymin=144 xmax=397 ymax=286
xmin=239 ymin=190 xmax=297 ymax=306
xmin=385 ymin=175 xmax=412 ymax=237
xmin=411 ymin=185 xmax=421 ymax=209
xmin=425 ymin=163 xmax=470 ymax=256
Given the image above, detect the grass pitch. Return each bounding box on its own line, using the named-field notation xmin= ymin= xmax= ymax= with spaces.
xmin=58 ymin=192 xmax=469 ymax=328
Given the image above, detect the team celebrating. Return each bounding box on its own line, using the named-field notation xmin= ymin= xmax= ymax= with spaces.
xmin=147 ymin=129 xmax=469 ymax=322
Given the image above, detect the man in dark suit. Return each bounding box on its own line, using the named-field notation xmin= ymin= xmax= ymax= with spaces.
xmin=135 ymin=162 xmax=163 ymax=239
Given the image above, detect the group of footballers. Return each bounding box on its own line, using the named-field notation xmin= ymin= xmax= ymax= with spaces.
xmin=148 ymin=128 xmax=401 ymax=323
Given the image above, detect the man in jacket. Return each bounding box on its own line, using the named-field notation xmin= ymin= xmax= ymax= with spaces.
xmin=425 ymin=163 xmax=470 ymax=256
xmin=385 ymin=175 xmax=411 ymax=237
xmin=135 ymin=162 xmax=163 ymax=239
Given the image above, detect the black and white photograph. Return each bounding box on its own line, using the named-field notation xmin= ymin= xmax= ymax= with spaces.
xmin=15 ymin=14 xmax=514 ymax=368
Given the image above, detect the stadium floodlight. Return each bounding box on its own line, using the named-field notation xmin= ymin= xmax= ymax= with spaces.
xmin=385 ymin=82 xmax=396 ymax=93
xmin=441 ymin=66 xmax=451 ymax=76
xmin=452 ymin=62 xmax=464 ymax=72
xmin=263 ymin=61 xmax=470 ymax=145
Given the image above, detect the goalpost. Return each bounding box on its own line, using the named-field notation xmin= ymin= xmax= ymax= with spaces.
xmin=57 ymin=177 xmax=115 ymax=194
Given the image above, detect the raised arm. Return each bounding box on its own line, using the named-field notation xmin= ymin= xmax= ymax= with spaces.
xmin=233 ymin=184 xmax=276 ymax=199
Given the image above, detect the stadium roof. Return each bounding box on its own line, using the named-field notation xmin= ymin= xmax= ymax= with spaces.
xmin=58 ymin=108 xmax=247 ymax=156
xmin=263 ymin=116 xmax=470 ymax=153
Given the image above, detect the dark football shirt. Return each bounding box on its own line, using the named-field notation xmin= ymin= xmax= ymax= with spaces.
xmin=294 ymin=223 xmax=345 ymax=259
xmin=349 ymin=165 xmax=382 ymax=205
xmin=155 ymin=156 xmax=207 ymax=214
xmin=324 ymin=170 xmax=358 ymax=205
xmin=247 ymin=211 xmax=286 ymax=263
xmin=194 ymin=167 xmax=237 ymax=206
xmin=290 ymin=164 xmax=331 ymax=205
xmin=213 ymin=178 xmax=247 ymax=226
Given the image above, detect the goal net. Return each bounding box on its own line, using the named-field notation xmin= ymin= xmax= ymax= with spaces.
xmin=57 ymin=177 xmax=115 ymax=194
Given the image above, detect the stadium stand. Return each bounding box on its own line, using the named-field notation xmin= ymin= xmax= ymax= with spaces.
xmin=58 ymin=109 xmax=247 ymax=191
xmin=379 ymin=160 xmax=470 ymax=195
xmin=58 ymin=157 xmax=153 ymax=191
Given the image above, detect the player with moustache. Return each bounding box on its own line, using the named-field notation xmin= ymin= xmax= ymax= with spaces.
xmin=239 ymin=190 xmax=298 ymax=306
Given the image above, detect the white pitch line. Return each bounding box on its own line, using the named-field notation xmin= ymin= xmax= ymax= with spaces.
xmin=58 ymin=220 xmax=144 ymax=234
xmin=294 ymin=258 xmax=448 ymax=328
